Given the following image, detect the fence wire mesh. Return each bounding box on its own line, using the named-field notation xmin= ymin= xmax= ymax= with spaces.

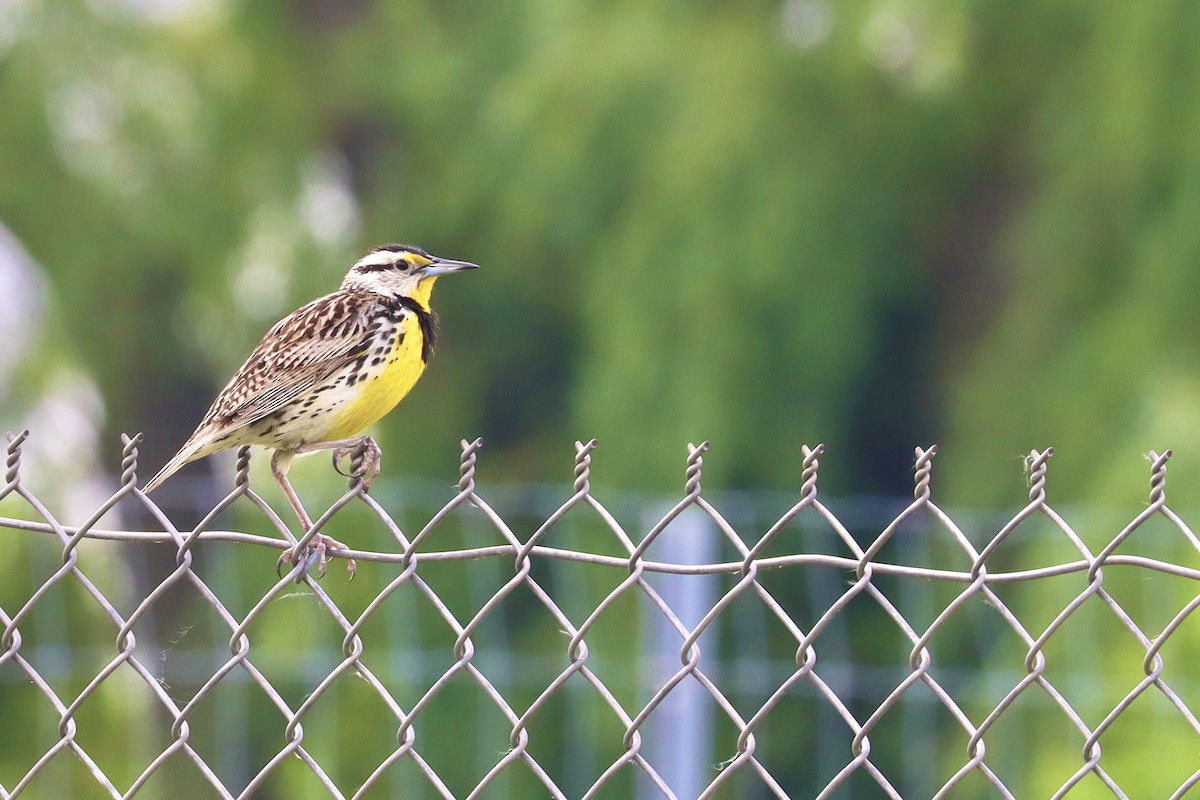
xmin=2 ymin=430 xmax=1200 ymax=799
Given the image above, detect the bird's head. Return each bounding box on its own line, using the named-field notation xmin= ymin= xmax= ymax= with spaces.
xmin=341 ymin=244 xmax=478 ymax=305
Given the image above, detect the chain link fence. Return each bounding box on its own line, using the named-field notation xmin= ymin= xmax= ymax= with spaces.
xmin=2 ymin=430 xmax=1200 ymax=799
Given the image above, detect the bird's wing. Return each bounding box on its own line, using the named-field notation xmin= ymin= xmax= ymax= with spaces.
xmin=143 ymin=290 xmax=387 ymax=493
xmin=196 ymin=290 xmax=379 ymax=438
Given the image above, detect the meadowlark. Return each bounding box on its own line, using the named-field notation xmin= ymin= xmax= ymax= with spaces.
xmin=144 ymin=243 xmax=478 ymax=576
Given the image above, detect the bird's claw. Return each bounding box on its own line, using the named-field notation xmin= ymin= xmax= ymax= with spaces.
xmin=332 ymin=436 xmax=382 ymax=492
xmin=276 ymin=534 xmax=357 ymax=582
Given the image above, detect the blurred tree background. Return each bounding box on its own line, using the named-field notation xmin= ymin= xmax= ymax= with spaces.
xmin=6 ymin=0 xmax=1200 ymax=505
xmin=3 ymin=0 xmax=1200 ymax=797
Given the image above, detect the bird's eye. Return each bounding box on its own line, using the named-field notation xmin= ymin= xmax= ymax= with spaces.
xmin=395 ymin=259 xmax=410 ymax=272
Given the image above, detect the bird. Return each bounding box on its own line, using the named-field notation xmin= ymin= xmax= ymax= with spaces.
xmin=143 ymin=243 xmax=479 ymax=577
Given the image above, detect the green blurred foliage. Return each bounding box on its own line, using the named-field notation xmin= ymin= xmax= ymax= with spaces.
xmin=937 ymin=1 xmax=1200 ymax=510
xmin=0 ymin=0 xmax=963 ymax=496
xmin=2 ymin=1 xmax=1195 ymax=498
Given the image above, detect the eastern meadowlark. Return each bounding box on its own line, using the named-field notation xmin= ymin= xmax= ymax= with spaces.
xmin=144 ymin=243 xmax=478 ymax=576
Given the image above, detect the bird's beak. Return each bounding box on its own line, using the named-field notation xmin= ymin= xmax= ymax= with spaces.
xmin=421 ymin=257 xmax=480 ymax=277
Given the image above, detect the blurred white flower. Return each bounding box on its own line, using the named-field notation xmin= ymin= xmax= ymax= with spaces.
xmin=0 ymin=225 xmax=45 ymax=391
xmin=89 ymin=0 xmax=229 ymax=29
xmin=231 ymin=206 xmax=297 ymax=321
xmin=0 ymin=0 xmax=34 ymax=56
xmin=300 ymin=150 xmax=362 ymax=249
xmin=781 ymin=0 xmax=834 ymax=51
xmin=0 ymin=226 xmax=110 ymax=521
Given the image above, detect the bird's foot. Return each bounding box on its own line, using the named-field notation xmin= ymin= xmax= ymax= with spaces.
xmin=332 ymin=436 xmax=382 ymax=491
xmin=276 ymin=533 xmax=357 ymax=582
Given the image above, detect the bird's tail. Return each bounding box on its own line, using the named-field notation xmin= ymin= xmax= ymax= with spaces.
xmin=142 ymin=440 xmax=206 ymax=493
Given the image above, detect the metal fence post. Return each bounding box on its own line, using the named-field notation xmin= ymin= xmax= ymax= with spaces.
xmin=638 ymin=509 xmax=717 ymax=800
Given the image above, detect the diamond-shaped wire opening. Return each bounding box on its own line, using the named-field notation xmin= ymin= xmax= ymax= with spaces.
xmin=289 ymin=669 xmax=422 ymax=792
xmin=0 ymin=663 xmax=58 ymax=788
xmin=976 ymin=509 xmax=1102 ymax=579
xmin=983 ymin=567 xmax=1093 ymax=653
xmin=1091 ymin=518 xmax=1200 ymax=626
xmin=118 ymin=750 xmax=229 ymax=800
xmin=728 ymin=683 xmax=831 ymax=794
xmin=1052 ymin=768 xmax=1129 ymax=799
xmin=355 ymin=750 xmax=457 ymax=800
xmin=160 ymin=667 xmax=275 ymax=794
xmin=246 ymin=751 xmax=343 ymax=798
xmin=1092 ymin=685 xmax=1200 ymax=794
xmin=1148 ymin=598 xmax=1200 ymax=713
xmin=935 ymin=768 xmax=1018 ymax=800
xmin=68 ymin=665 xmax=188 ymax=785
xmin=342 ymin=576 xmax=456 ymax=695
xmin=875 ymin=677 xmax=1019 ymax=797
xmin=1036 ymin=590 xmax=1155 ymax=698
xmin=862 ymin=515 xmax=963 ymax=569
xmin=408 ymin=664 xmax=551 ymax=797
xmin=534 ymin=557 xmax=642 ymax=676
xmin=636 ymin=503 xmax=751 ymax=567
xmin=964 ymin=682 xmax=1088 ymax=797
xmin=590 ymin=760 xmax=675 ymax=799
xmin=9 ymin=747 xmax=124 ymax=799
xmin=518 ymin=667 xmax=641 ymax=795
xmin=554 ymin=504 xmax=656 ymax=561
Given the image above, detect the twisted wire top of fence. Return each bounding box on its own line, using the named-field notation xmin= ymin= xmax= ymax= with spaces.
xmin=2 ymin=430 xmax=1199 ymax=799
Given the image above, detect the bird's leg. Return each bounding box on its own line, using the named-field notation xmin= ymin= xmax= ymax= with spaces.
xmin=294 ymin=435 xmax=383 ymax=491
xmin=271 ymin=450 xmax=356 ymax=581
xmin=271 ymin=451 xmax=312 ymax=528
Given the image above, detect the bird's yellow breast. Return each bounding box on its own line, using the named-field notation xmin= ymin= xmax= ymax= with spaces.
xmin=325 ymin=313 xmax=427 ymax=440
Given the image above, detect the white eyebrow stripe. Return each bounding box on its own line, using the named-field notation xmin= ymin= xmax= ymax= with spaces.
xmin=353 ymin=251 xmax=400 ymax=270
